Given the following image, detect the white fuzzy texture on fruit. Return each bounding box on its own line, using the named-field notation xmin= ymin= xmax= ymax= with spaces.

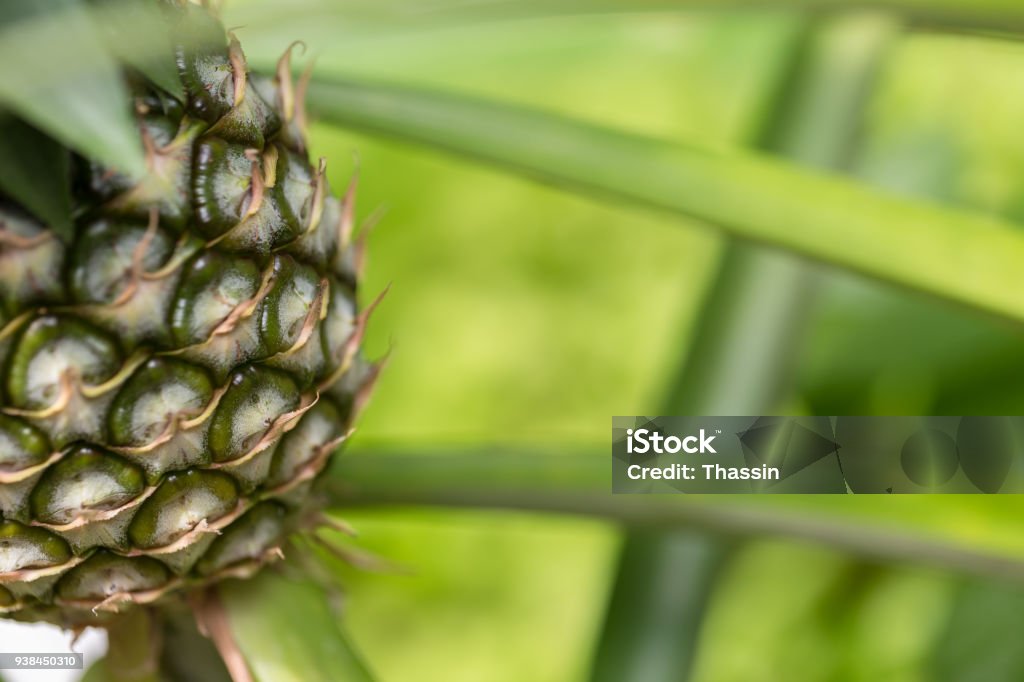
xmin=322 ymin=290 xmax=355 ymax=355
xmin=0 ymin=538 xmax=49 ymax=573
xmin=129 ymin=382 xmax=204 ymax=443
xmin=151 ymin=487 xmax=232 ymax=545
xmin=45 ymin=474 xmax=130 ymax=525
xmin=26 ymin=340 xmax=106 ymax=406
xmin=279 ymin=276 xmax=318 ymax=343
xmin=0 ymin=431 xmax=30 ymax=470
xmin=190 ymin=270 xmax=255 ymax=339
xmin=229 ymin=386 xmax=291 ymax=455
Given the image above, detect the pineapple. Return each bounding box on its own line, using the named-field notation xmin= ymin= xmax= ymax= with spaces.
xmin=0 ymin=0 xmax=382 ymax=629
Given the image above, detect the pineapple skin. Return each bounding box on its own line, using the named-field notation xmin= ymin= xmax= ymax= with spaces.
xmin=0 ymin=2 xmax=378 ymax=626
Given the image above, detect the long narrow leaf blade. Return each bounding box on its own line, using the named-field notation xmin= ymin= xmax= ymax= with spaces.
xmin=326 ymin=449 xmax=1024 ymax=581
xmin=0 ymin=116 xmax=73 ymax=239
xmin=220 ymin=571 xmax=375 ymax=682
xmin=929 ymin=580 xmax=1024 ymax=681
xmin=0 ymin=0 xmax=144 ymax=177
xmin=232 ymin=0 xmax=1024 ymax=34
xmin=307 ymin=77 xmax=1024 ymax=324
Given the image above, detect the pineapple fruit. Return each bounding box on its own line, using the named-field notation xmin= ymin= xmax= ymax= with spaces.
xmin=0 ymin=0 xmax=381 ymax=628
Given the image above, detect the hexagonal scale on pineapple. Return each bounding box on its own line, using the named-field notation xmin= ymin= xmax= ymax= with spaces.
xmin=320 ymin=276 xmax=357 ymax=374
xmin=0 ymin=414 xmax=51 ymax=475
xmin=0 ymin=207 xmax=66 ymax=313
xmin=168 ymin=252 xmax=268 ymax=378
xmin=108 ymin=359 xmax=217 ymax=481
xmin=274 ymin=145 xmax=318 ymax=232
xmin=171 ymin=251 xmax=262 ymax=343
xmin=208 ymin=365 xmax=300 ymax=464
xmin=194 ymin=136 xmax=305 ymax=255
xmin=195 ymin=502 xmax=287 ymax=576
xmin=84 ymin=97 xmax=199 ymax=230
xmin=290 ymin=190 xmax=342 ymax=268
xmin=0 ymin=520 xmax=71 ymax=574
xmin=69 ymin=220 xmax=175 ymax=304
xmin=0 ymin=584 xmax=13 ymax=607
xmin=268 ymin=399 xmax=345 ymax=489
xmin=67 ymin=218 xmax=194 ymax=347
xmin=192 ymin=137 xmax=259 ymax=239
xmin=55 ymin=552 xmax=170 ymax=604
xmin=127 ymin=470 xmax=239 ymax=551
xmin=4 ymin=316 xmax=123 ymax=447
xmin=29 ymin=446 xmax=145 ymax=526
xmin=260 ymin=255 xmax=328 ymax=384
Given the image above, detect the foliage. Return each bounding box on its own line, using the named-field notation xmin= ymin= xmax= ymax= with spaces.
xmin=5 ymin=1 xmax=1024 ymax=680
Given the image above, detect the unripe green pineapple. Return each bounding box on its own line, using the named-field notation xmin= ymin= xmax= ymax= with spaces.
xmin=0 ymin=1 xmax=382 ymax=628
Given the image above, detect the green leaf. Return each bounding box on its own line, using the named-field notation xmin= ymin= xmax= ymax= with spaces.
xmin=306 ymin=77 xmax=1024 ymax=325
xmin=929 ymin=580 xmax=1024 ymax=681
xmin=231 ymin=0 xmax=1024 ymax=34
xmin=593 ymin=14 xmax=897 ymax=682
xmin=0 ymin=116 xmax=73 ymax=239
xmin=158 ymin=606 xmax=233 ymax=682
xmin=81 ymin=661 xmax=113 ymax=682
xmin=590 ymin=531 xmax=729 ymax=682
xmin=0 ymin=0 xmax=144 ymax=177
xmin=220 ymin=571 xmax=375 ymax=682
xmin=326 ymin=448 xmax=1024 ymax=580
xmin=90 ymin=0 xmax=183 ymax=99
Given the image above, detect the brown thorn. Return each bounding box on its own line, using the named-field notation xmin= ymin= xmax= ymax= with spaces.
xmin=243 ymin=149 xmax=265 ymax=218
xmin=337 ymin=170 xmax=359 ymax=250
xmin=294 ymin=54 xmax=318 ymax=140
xmin=319 ymin=284 xmax=390 ymax=391
xmin=139 ymin=126 xmax=159 ymax=174
xmin=280 ymin=280 xmax=328 ymax=357
xmin=4 ymin=370 xmax=75 ymax=418
xmin=286 ymin=535 xmax=348 ymax=601
xmin=92 ymin=592 xmax=130 ymax=615
xmin=209 ymin=265 xmax=276 ymax=337
xmin=275 ymin=41 xmax=307 ymax=122
xmin=112 ymin=208 xmax=160 ymax=306
xmin=306 ymin=157 xmax=328 ymax=234
xmin=310 ymin=533 xmax=412 ymax=575
xmin=354 ymin=205 xmax=387 ymax=280
xmin=68 ymin=627 xmax=87 ymax=650
xmin=350 ymin=352 xmax=390 ymax=425
xmin=0 ymin=229 xmax=53 ymax=249
xmin=262 ymin=145 xmax=279 ymax=188
xmin=228 ymin=32 xmax=248 ymax=107
xmin=192 ymin=589 xmax=255 ymax=682
xmin=314 ymin=513 xmax=358 ymax=538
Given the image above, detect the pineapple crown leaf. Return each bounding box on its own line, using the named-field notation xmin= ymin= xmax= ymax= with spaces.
xmin=0 ymin=1 xmax=149 ymax=182
xmin=0 ymin=116 xmax=74 ymax=241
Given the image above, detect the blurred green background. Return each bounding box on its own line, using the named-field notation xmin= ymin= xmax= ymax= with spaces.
xmin=220 ymin=5 xmax=1024 ymax=681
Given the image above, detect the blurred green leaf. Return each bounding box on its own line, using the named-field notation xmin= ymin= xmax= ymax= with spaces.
xmin=929 ymin=580 xmax=1024 ymax=681
xmin=0 ymin=0 xmax=144 ymax=177
xmin=158 ymin=606 xmax=233 ymax=682
xmin=0 ymin=116 xmax=72 ymax=239
xmin=232 ymin=0 xmax=1024 ymax=33
xmin=221 ymin=571 xmax=375 ymax=682
xmin=593 ymin=14 xmax=898 ymax=681
xmin=91 ymin=0 xmax=183 ymax=99
xmin=81 ymin=661 xmax=113 ymax=682
xmin=104 ymin=608 xmax=163 ymax=682
xmin=591 ymin=531 xmax=729 ymax=682
xmin=328 ymin=449 xmax=1024 ymax=580
xmin=307 ymin=76 xmax=1024 ymax=325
